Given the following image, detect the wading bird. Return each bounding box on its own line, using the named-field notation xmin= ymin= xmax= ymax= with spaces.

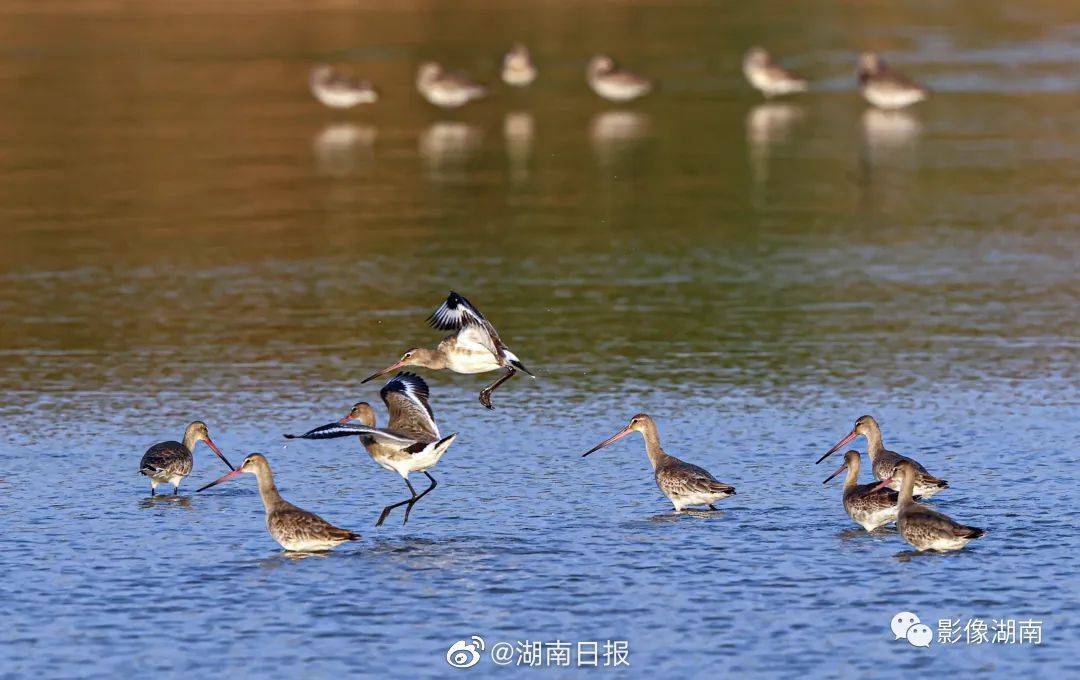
xmin=309 ymin=65 xmax=379 ymax=108
xmin=857 ymin=52 xmax=928 ymax=110
xmin=139 ymin=421 xmax=234 ymax=496
xmin=286 ymin=373 xmax=458 ymax=526
xmin=742 ymin=47 xmax=808 ymax=98
xmin=586 ymin=55 xmax=653 ymax=102
xmin=823 ymin=450 xmax=903 ymax=531
xmin=817 ymin=415 xmax=948 ymax=498
xmin=501 ymin=43 xmax=537 ymax=87
xmin=873 ymin=461 xmax=984 ymax=552
xmin=363 ymin=291 xmax=534 ymax=410
xmin=198 ymin=453 xmax=359 ymax=552
xmin=583 ymin=414 xmax=735 ymax=512
xmin=416 ymin=62 xmax=487 ymax=108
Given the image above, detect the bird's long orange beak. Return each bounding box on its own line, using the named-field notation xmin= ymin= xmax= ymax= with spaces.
xmin=816 ymin=429 xmax=858 ymax=464
xmin=823 ymin=462 xmax=848 ymax=485
xmin=870 ymin=476 xmax=894 ymax=493
xmin=582 ymin=426 xmax=633 ymax=457
xmin=196 ymin=467 xmax=245 ymax=493
xmin=361 ymin=360 xmax=407 ymax=384
xmin=203 ymin=437 xmax=235 ymax=471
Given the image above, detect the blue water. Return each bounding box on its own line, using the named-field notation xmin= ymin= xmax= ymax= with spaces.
xmin=1 ymin=1 xmax=1078 ymax=677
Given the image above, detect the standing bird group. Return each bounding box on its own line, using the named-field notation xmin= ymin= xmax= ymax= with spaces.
xmin=310 ymin=43 xmax=657 ymax=110
xmin=742 ymin=47 xmax=928 ymax=109
xmin=136 ymin=296 xmax=985 ymax=557
xmin=818 ymin=415 xmax=984 ymax=552
xmin=309 ymin=44 xmax=930 ymax=112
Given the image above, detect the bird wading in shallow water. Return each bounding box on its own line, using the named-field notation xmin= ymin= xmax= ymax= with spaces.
xmin=308 ymin=64 xmax=379 ymax=108
xmin=583 ymin=414 xmax=736 ymax=512
xmin=873 ymin=460 xmax=984 ymax=552
xmin=586 ymin=55 xmax=653 ymax=102
xmin=363 ymin=291 xmax=534 ymax=410
xmin=286 ymin=372 xmax=458 ymax=526
xmin=416 ymin=62 xmax=487 ymax=109
xmin=198 ymin=453 xmax=359 ymax=552
xmin=823 ymin=450 xmax=905 ymax=531
xmin=817 ymin=415 xmax=948 ymax=498
xmin=139 ymin=421 xmax=234 ymax=496
xmin=856 ymin=52 xmax=928 ymax=110
xmin=501 ymin=43 xmax=537 ymax=87
xmin=742 ymin=47 xmax=809 ymax=98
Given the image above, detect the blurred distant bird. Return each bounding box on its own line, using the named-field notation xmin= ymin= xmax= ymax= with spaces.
xmin=198 ymin=453 xmax=359 ymax=552
xmin=742 ymin=47 xmax=808 ymax=98
xmin=586 ymin=55 xmax=653 ymax=102
xmin=308 ymin=64 xmax=379 ymax=108
xmin=857 ymin=52 xmax=928 ymax=109
xmin=286 ymin=372 xmax=458 ymax=527
xmin=583 ymin=414 xmax=736 ymax=512
xmin=416 ymin=62 xmax=487 ymax=108
xmin=362 ymin=291 xmax=534 ymax=410
xmin=139 ymin=420 xmax=234 ymax=496
xmin=501 ymin=43 xmax=537 ymax=87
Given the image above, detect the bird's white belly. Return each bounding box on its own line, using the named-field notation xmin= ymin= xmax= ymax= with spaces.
xmin=503 ymin=67 xmax=536 ymax=87
xmin=422 ymin=86 xmax=472 ymax=109
xmin=864 ymin=86 xmax=924 ymax=110
xmin=447 ymin=351 xmax=501 ymax=374
xmin=314 ymin=89 xmax=374 ymax=108
xmin=669 ymin=491 xmax=723 ymax=510
xmin=592 ymin=79 xmax=648 ymax=102
xmin=397 ymin=449 xmax=447 ymax=475
xmin=748 ymin=69 xmax=803 ymax=97
xmin=855 ymin=507 xmax=897 ymax=532
xmin=150 ymin=472 xmax=186 ymax=487
xmin=277 ymin=537 xmax=341 ymax=552
xmin=913 ymin=534 xmax=970 ymax=552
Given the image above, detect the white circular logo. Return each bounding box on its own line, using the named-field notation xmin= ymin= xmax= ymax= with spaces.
xmin=446 ymin=637 xmax=485 ymax=669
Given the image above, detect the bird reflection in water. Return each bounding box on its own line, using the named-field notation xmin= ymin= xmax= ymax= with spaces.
xmin=419 ymin=122 xmax=483 ymax=182
xmin=745 ymin=102 xmax=805 ymax=201
xmin=504 ymin=112 xmax=535 ymax=183
xmin=313 ymin=124 xmax=377 ymax=177
xmin=589 ymin=111 xmax=650 ymax=168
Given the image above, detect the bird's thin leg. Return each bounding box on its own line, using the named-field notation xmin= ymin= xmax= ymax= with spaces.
xmin=376 ymin=478 xmax=418 ymax=527
xmin=402 ymin=472 xmax=438 ymax=525
xmin=150 ymin=486 xmax=155 ymax=497
xmin=479 ymin=367 xmax=517 ymax=410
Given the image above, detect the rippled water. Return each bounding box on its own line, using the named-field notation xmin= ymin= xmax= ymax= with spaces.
xmin=1 ymin=1 xmax=1078 ymax=677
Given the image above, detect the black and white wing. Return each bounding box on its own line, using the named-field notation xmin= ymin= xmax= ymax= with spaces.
xmin=380 ymin=372 xmax=439 ymax=441
xmin=429 ymin=290 xmax=509 ymax=361
xmin=427 ymin=291 xmax=487 ymax=331
xmin=284 ymin=422 xmax=417 ymax=448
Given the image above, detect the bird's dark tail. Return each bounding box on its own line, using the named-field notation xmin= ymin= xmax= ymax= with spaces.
xmin=959 ymin=526 xmax=985 ymax=539
xmin=510 ymin=359 xmax=535 ymax=378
